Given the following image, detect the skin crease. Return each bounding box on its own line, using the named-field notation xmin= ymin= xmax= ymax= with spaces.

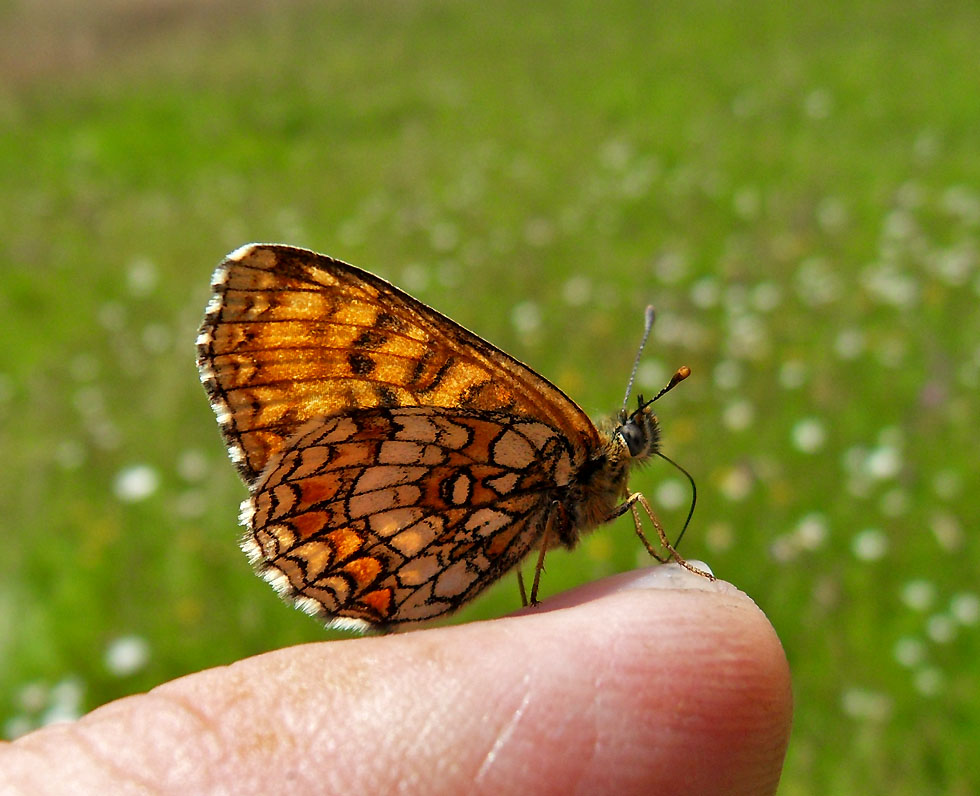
xmin=0 ymin=565 xmax=793 ymax=796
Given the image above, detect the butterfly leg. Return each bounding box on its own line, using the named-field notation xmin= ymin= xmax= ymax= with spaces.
xmin=621 ymin=492 xmax=715 ymax=580
xmin=528 ymin=504 xmax=565 ymax=606
xmin=517 ymin=570 xmax=529 ymax=608
xmin=528 ymin=522 xmax=551 ymax=607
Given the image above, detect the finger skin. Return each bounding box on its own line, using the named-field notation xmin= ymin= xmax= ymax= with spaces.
xmin=0 ymin=567 xmax=792 ymax=795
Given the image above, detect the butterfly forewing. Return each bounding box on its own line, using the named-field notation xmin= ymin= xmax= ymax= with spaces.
xmin=197 ymin=244 xmax=598 ymax=487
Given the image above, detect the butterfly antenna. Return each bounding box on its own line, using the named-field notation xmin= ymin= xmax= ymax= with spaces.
xmin=654 ymin=450 xmax=697 ymax=548
xmin=622 ymin=305 xmax=657 ymax=415
xmin=649 ymin=364 xmax=692 ymax=405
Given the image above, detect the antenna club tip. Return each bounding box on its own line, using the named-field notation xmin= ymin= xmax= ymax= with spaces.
xmin=642 ymin=305 xmax=656 ymax=332
xmin=650 ymin=365 xmax=692 ymax=403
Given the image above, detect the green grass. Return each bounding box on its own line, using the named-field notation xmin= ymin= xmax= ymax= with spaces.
xmin=2 ymin=0 xmax=979 ymax=791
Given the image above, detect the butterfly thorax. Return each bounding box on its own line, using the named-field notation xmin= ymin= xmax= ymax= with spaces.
xmin=555 ymin=403 xmax=661 ymax=546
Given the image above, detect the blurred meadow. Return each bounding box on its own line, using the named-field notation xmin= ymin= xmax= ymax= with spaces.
xmin=1 ymin=0 xmax=978 ymax=791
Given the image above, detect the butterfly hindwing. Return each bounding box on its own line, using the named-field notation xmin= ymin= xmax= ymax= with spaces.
xmin=242 ymin=406 xmax=579 ymax=629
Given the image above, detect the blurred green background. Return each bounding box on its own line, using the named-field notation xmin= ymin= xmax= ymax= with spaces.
xmin=2 ymin=0 xmax=978 ymax=791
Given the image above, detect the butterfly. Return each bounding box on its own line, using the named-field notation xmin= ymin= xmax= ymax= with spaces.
xmin=196 ymin=243 xmax=708 ymax=632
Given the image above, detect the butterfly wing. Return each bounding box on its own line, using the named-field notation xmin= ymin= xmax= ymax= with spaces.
xmin=197 ymin=243 xmax=599 ymax=488
xmin=243 ymin=406 xmax=578 ymax=629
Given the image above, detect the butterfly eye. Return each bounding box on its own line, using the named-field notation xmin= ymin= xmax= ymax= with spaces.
xmin=619 ymin=421 xmax=647 ymax=457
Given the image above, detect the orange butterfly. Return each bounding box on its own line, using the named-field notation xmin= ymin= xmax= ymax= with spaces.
xmin=197 ymin=244 xmax=708 ymax=631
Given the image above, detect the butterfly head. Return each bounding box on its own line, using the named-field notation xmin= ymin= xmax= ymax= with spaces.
xmin=616 ymin=396 xmax=661 ymax=462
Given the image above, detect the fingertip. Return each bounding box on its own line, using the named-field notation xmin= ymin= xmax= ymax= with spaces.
xmin=509 ymin=565 xmax=793 ymax=794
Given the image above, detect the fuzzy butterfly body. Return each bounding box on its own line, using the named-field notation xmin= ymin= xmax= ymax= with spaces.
xmin=197 ymin=243 xmax=697 ymax=631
